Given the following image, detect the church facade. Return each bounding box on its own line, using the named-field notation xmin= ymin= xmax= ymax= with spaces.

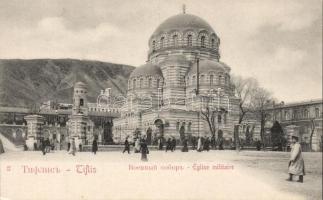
xmin=113 ymin=12 xmax=240 ymax=144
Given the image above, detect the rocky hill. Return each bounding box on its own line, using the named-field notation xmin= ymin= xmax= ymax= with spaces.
xmin=0 ymin=59 xmax=134 ymax=107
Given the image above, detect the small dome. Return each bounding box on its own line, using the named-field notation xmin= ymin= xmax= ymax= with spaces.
xmin=188 ymin=60 xmax=227 ymax=75
xmin=152 ymin=14 xmax=215 ymax=36
xmin=130 ymin=63 xmax=162 ymax=78
xmin=74 ymin=81 xmax=87 ymax=88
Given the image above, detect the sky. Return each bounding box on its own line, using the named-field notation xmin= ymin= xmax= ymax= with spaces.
xmin=0 ymin=0 xmax=321 ymax=103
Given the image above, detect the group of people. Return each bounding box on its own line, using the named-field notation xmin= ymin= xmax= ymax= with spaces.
xmin=123 ymin=137 xmax=149 ymax=161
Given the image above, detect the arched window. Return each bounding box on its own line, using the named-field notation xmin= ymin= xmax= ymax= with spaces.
xmin=187 ymin=35 xmax=192 ymax=46
xmin=133 ymin=79 xmax=136 ymax=89
xmin=160 ymin=37 xmax=165 ymax=48
xmin=315 ymin=108 xmax=320 ymax=118
xmin=210 ymin=75 xmax=214 ymax=85
xmin=188 ymin=122 xmax=192 ymax=131
xmin=157 ymin=78 xmax=160 ymax=88
xmin=80 ymin=99 xmax=84 ymax=106
xmin=176 ymin=122 xmax=180 ymax=131
xmin=139 ymin=78 xmax=143 ymax=88
xmin=211 ymin=38 xmax=215 ymax=48
xmin=187 ymin=77 xmax=190 ymax=85
xmin=152 ymin=41 xmax=156 ymax=51
xmin=218 ymin=114 xmax=222 ymax=123
xmin=173 ymin=35 xmax=178 ymax=46
xmin=218 ymin=75 xmax=222 ymax=84
xmin=192 ymin=75 xmax=196 ymax=85
xmin=201 ymin=36 xmax=206 ymax=48
xmin=148 ymin=78 xmax=152 ymax=88
xmin=200 ymin=75 xmax=205 ymax=84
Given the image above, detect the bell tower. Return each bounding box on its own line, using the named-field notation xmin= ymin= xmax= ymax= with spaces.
xmin=73 ymin=82 xmax=88 ymax=115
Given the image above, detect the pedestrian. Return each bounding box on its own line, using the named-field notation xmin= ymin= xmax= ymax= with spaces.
xmin=67 ymin=141 xmax=71 ymax=152
xmin=92 ymin=138 xmax=98 ymax=155
xmin=41 ymin=139 xmax=46 ymax=155
xmin=0 ymin=137 xmax=5 ymax=154
xmin=181 ymin=138 xmax=188 ymax=152
xmin=45 ymin=138 xmax=51 ymax=153
xmin=211 ymin=135 xmax=217 ymax=150
xmin=171 ymin=137 xmax=176 ymax=152
xmin=203 ymin=137 xmax=210 ymax=151
xmin=191 ymin=136 xmax=197 ymax=150
xmin=166 ymin=138 xmax=172 ymax=152
xmin=123 ymin=137 xmax=130 ymax=154
xmin=69 ymin=138 xmax=76 ymax=156
xmin=218 ymin=137 xmax=224 ymax=150
xmin=287 ymin=134 xmax=305 ymax=183
xmin=134 ymin=138 xmax=140 ymax=153
xmin=158 ymin=137 xmax=164 ymax=150
xmin=140 ymin=139 xmax=149 ymax=161
xmin=255 ymin=139 xmax=261 ymax=151
xmin=197 ymin=137 xmax=203 ymax=152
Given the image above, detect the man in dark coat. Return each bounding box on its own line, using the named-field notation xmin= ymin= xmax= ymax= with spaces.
xmin=255 ymin=139 xmax=262 ymax=151
xmin=41 ymin=139 xmax=46 ymax=155
xmin=218 ymin=137 xmax=224 ymax=150
xmin=0 ymin=137 xmax=5 ymax=154
xmin=92 ymin=139 xmax=98 ymax=154
xmin=67 ymin=141 xmax=71 ymax=152
xmin=191 ymin=136 xmax=197 ymax=150
xmin=140 ymin=139 xmax=148 ymax=161
xmin=171 ymin=137 xmax=176 ymax=152
xmin=211 ymin=135 xmax=217 ymax=150
xmin=181 ymin=138 xmax=189 ymax=152
xmin=158 ymin=137 xmax=164 ymax=150
xmin=123 ymin=137 xmax=130 ymax=154
xmin=203 ymin=137 xmax=210 ymax=151
xmin=165 ymin=138 xmax=172 ymax=152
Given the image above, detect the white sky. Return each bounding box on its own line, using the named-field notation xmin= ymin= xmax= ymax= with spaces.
xmin=0 ymin=0 xmax=321 ymax=103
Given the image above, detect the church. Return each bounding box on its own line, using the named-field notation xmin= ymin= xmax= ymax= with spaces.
xmin=113 ymin=10 xmax=240 ymax=144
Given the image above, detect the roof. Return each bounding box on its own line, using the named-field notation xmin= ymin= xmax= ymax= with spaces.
xmin=152 ymin=14 xmax=215 ymax=36
xmin=130 ymin=63 xmax=163 ymax=78
xmin=188 ymin=60 xmax=227 ymax=75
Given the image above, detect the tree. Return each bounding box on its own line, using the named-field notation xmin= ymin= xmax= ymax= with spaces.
xmin=231 ymin=75 xmax=259 ymax=124
xmin=250 ymin=87 xmax=273 ymax=150
xmin=199 ymin=96 xmax=226 ymax=138
xmin=270 ymin=121 xmax=285 ymax=151
xmin=309 ymin=118 xmax=316 ymax=152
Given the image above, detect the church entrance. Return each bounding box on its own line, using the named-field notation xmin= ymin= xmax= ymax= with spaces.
xmin=154 ymin=119 xmax=164 ymax=138
xmin=179 ymin=125 xmax=185 ymax=141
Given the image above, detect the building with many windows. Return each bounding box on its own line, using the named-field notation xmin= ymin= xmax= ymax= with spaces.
xmin=113 ymin=11 xmax=240 ymax=144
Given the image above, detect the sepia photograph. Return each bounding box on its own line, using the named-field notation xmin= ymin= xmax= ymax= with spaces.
xmin=0 ymin=0 xmax=322 ymax=199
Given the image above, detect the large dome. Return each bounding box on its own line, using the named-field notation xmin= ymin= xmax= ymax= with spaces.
xmin=130 ymin=63 xmax=162 ymax=78
xmin=152 ymin=14 xmax=215 ymax=36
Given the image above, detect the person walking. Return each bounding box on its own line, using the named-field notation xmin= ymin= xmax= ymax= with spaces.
xmin=0 ymin=137 xmax=5 ymax=154
xmin=191 ymin=136 xmax=197 ymax=150
xmin=41 ymin=139 xmax=46 ymax=155
xmin=197 ymin=137 xmax=203 ymax=152
xmin=287 ymin=134 xmax=305 ymax=183
xmin=69 ymin=138 xmax=76 ymax=156
xmin=171 ymin=137 xmax=176 ymax=152
xmin=165 ymin=138 xmax=172 ymax=152
xmin=134 ymin=138 xmax=140 ymax=153
xmin=123 ymin=137 xmax=130 ymax=154
xmin=203 ymin=137 xmax=210 ymax=151
xmin=140 ymin=139 xmax=149 ymax=161
xmin=158 ymin=137 xmax=164 ymax=150
xmin=181 ymin=138 xmax=189 ymax=152
xmin=67 ymin=141 xmax=71 ymax=152
xmin=92 ymin=138 xmax=98 ymax=155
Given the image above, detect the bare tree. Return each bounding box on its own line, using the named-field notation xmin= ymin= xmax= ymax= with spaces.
xmin=231 ymin=75 xmax=259 ymax=124
xmin=199 ymin=96 xmax=226 ymax=138
xmin=250 ymin=87 xmax=273 ymax=149
xmin=309 ymin=118 xmax=316 ymax=152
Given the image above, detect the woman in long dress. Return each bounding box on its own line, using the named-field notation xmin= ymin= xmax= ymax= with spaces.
xmin=0 ymin=138 xmax=5 ymax=154
xmin=134 ymin=138 xmax=140 ymax=153
xmin=197 ymin=137 xmax=203 ymax=152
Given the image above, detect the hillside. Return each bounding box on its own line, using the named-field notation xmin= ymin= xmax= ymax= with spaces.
xmin=0 ymin=59 xmax=135 ymax=107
